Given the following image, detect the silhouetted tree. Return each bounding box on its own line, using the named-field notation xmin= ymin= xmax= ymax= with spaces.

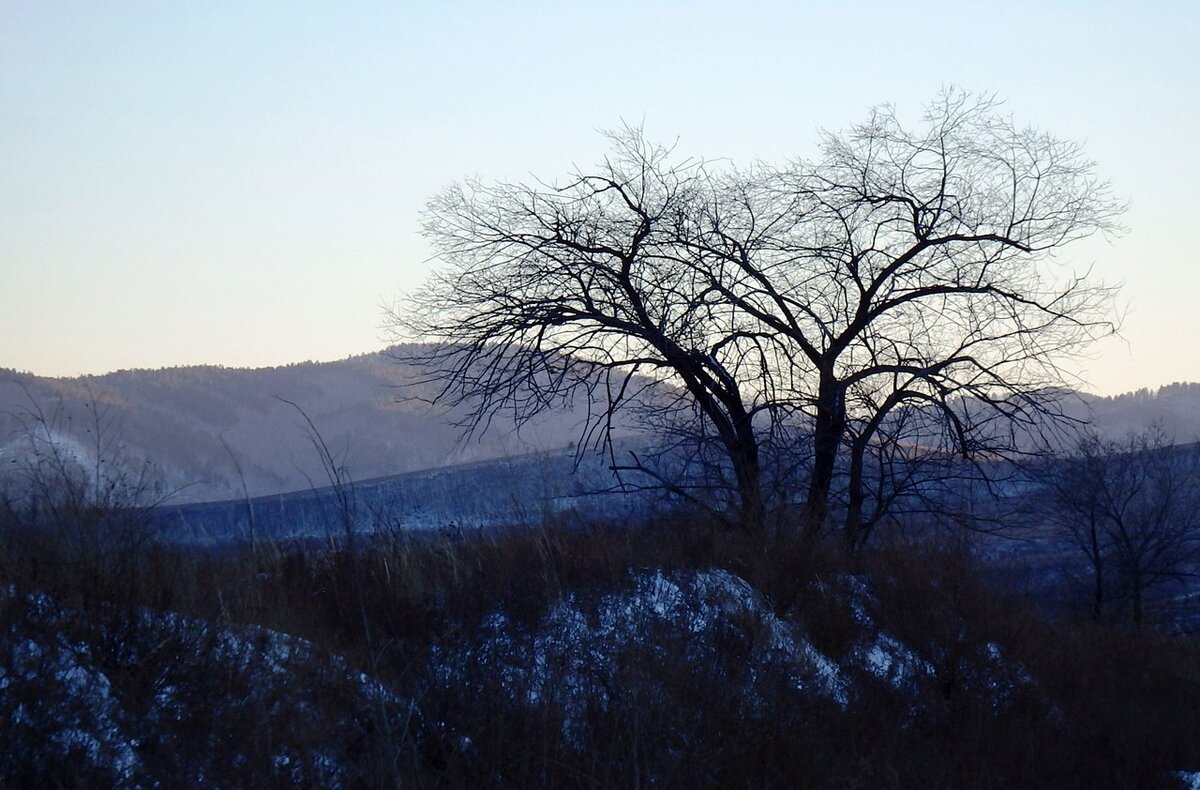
xmin=392 ymin=130 xmax=794 ymax=531
xmin=760 ymin=92 xmax=1123 ymax=535
xmin=1043 ymin=425 xmax=1200 ymax=627
xmin=394 ymin=91 xmax=1122 ymax=536
xmin=1041 ymin=431 xmax=1117 ymax=619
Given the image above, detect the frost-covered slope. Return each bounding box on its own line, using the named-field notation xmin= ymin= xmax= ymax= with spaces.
xmin=1 ymin=568 xmax=1036 ymax=786
xmin=8 ymin=557 xmax=1199 ymax=787
xmin=0 ymin=589 xmax=405 ymax=786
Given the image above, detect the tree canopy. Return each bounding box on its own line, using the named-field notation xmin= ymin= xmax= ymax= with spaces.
xmin=394 ymin=91 xmax=1123 ymax=537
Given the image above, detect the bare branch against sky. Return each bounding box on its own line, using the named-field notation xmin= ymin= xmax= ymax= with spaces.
xmin=1 ymin=2 xmax=1196 ymax=394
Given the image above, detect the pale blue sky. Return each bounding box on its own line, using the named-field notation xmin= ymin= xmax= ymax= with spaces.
xmin=2 ymin=1 xmax=1197 ymax=394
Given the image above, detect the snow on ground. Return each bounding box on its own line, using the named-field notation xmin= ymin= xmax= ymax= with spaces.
xmin=3 ymin=567 xmax=1046 ymax=782
xmin=429 ymin=566 xmax=1050 ymax=752
xmin=430 ymin=568 xmax=852 ymax=748
xmin=0 ymin=587 xmax=404 ymax=786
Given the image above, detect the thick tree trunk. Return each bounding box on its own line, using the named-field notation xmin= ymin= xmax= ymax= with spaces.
xmin=729 ymin=417 xmax=766 ymax=534
xmin=671 ymin=361 xmax=766 ymax=535
xmin=735 ymin=461 xmax=766 ymax=534
xmin=802 ymin=373 xmax=845 ymax=538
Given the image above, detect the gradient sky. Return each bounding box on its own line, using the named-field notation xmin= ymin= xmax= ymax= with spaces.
xmin=2 ymin=1 xmax=1197 ymax=395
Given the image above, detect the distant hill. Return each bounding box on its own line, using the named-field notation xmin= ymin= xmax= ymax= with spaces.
xmin=1080 ymin=382 xmax=1200 ymax=441
xmin=2 ymin=349 xmax=1197 ymax=505
xmin=0 ymin=347 xmax=635 ymax=503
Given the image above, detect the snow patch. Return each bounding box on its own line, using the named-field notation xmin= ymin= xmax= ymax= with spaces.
xmin=1177 ymin=770 xmax=1200 ymax=790
xmin=433 ymin=568 xmax=851 ymax=748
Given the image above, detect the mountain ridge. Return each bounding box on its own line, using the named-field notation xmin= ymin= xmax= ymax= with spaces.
xmin=3 ymin=347 xmax=1197 ymax=504
xmin=0 ymin=346 xmax=627 ymax=503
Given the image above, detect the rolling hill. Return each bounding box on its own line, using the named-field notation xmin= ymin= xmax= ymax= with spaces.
xmin=3 ymin=348 xmax=1198 ymax=508
xmin=0 ymin=347 xmax=637 ymax=504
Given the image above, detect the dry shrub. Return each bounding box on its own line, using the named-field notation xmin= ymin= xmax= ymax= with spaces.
xmin=3 ymin=501 xmax=1199 ymax=787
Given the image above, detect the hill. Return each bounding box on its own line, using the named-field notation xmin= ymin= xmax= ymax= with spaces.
xmin=3 ymin=350 xmax=1198 ymax=506
xmin=0 ymin=347 xmax=636 ymax=503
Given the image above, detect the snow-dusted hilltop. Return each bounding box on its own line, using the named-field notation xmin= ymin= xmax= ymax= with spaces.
xmin=0 ymin=347 xmax=630 ymax=503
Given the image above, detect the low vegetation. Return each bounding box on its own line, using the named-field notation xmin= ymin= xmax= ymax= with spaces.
xmin=3 ymin=497 xmax=1200 ymax=787
xmin=4 ymin=381 xmax=1200 ymax=787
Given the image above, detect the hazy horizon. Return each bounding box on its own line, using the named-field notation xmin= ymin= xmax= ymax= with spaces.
xmin=4 ymin=2 xmax=1198 ymax=396
xmin=3 ymin=346 xmax=1198 ymax=403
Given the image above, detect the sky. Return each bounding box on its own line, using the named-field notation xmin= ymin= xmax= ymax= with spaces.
xmin=1 ymin=1 xmax=1197 ymax=395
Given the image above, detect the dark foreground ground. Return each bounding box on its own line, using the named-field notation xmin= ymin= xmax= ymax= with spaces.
xmin=3 ymin=505 xmax=1200 ymax=789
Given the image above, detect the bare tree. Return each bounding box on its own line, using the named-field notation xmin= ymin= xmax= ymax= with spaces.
xmin=393 ymin=91 xmax=1122 ymax=537
xmin=747 ymin=92 xmax=1122 ymax=534
xmin=1040 ymin=430 xmax=1115 ymax=620
xmin=1043 ymin=425 xmax=1200 ymax=627
xmin=391 ymin=131 xmax=794 ymax=531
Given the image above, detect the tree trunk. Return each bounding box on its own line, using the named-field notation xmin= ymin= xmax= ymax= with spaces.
xmin=1131 ymin=573 xmax=1143 ymax=631
xmin=729 ymin=419 xmax=766 ymax=534
xmin=736 ymin=462 xmax=766 ymax=534
xmin=844 ymin=438 xmax=867 ymax=551
xmin=674 ymin=364 xmax=766 ymax=535
xmin=802 ymin=373 xmax=845 ymax=538
xmin=1089 ymin=521 xmax=1104 ymax=620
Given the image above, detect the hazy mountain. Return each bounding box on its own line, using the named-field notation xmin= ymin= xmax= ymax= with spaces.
xmin=0 ymin=347 xmax=635 ymax=503
xmin=2 ymin=348 xmax=1197 ymax=505
xmin=1080 ymin=382 xmax=1200 ymax=441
